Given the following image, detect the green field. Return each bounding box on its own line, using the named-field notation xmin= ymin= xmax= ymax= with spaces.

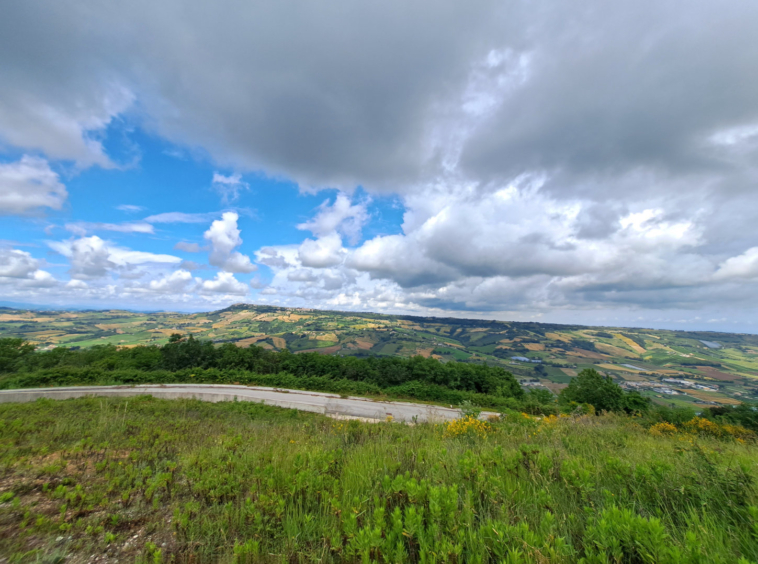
xmin=1 ymin=397 xmax=757 ymax=563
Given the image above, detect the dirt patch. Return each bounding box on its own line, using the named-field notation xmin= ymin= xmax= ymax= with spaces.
xmin=524 ymin=343 xmax=545 ymax=351
xmin=271 ymin=337 xmax=287 ymax=349
xmin=236 ymin=335 xmax=267 ymax=347
xmin=566 ymin=349 xmax=608 ymax=360
xmin=693 ymin=366 xmax=741 ymax=381
xmin=416 ymin=348 xmax=434 ymax=358
xmin=541 ymin=381 xmax=568 ymax=394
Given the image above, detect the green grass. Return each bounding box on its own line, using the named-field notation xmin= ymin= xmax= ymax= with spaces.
xmin=1 ymin=397 xmax=757 ymax=563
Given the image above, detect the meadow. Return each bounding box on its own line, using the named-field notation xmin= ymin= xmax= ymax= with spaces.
xmin=1 ymin=396 xmax=757 ymax=564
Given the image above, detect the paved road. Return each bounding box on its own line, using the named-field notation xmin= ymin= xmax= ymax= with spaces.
xmin=0 ymin=384 xmax=496 ymax=423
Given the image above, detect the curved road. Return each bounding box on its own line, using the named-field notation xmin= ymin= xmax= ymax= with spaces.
xmin=0 ymin=384 xmax=496 ymax=423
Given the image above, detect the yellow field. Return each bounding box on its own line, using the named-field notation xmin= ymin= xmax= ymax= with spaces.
xmin=545 ymin=332 xmax=572 ymax=342
xmin=596 ymin=343 xmax=639 ymax=358
xmin=685 ymin=390 xmax=741 ymax=405
xmin=614 ymin=334 xmax=646 ymax=353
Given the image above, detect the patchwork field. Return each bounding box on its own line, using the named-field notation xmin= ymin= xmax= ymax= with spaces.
xmin=1 ymin=304 xmax=758 ymax=404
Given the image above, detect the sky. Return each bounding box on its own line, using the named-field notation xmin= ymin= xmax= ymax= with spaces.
xmin=1 ymin=0 xmax=758 ymax=333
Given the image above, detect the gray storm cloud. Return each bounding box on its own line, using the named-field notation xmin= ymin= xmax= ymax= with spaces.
xmin=2 ymin=0 xmax=758 ymax=326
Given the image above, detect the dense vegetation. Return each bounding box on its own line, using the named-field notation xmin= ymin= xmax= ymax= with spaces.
xmin=1 ymin=396 xmax=757 ymax=563
xmin=4 ymin=337 xmax=758 ymax=430
xmin=0 ymin=336 xmax=527 ymax=409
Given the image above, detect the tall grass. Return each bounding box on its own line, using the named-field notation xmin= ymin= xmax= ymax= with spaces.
xmin=0 ymin=397 xmax=756 ymax=563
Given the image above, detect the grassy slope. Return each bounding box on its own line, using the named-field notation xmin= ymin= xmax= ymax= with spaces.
xmin=1 ymin=397 xmax=757 ymax=563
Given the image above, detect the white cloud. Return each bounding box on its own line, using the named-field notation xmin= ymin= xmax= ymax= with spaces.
xmin=714 ymin=247 xmax=758 ymax=281
xmin=297 ymin=193 xmax=370 ymax=244
xmin=65 ymin=279 xmax=88 ymax=289
xmin=199 ymin=272 xmax=248 ymax=295
xmin=65 ymin=222 xmax=155 ymax=235
xmin=116 ymin=204 xmax=145 ymax=213
xmin=144 ymin=211 xmax=220 ymax=224
xmin=256 ymin=247 xmax=293 ymax=268
xmin=174 ymin=241 xmax=205 ymax=253
xmin=212 ymin=173 xmax=248 ymax=204
xmin=0 ymin=156 xmax=67 ymax=215
xmin=23 ymin=269 xmax=57 ymax=288
xmin=145 ymin=269 xmax=196 ymax=293
xmin=298 ymin=233 xmax=346 ymax=268
xmin=0 ymin=248 xmax=41 ymax=278
xmin=0 ymin=248 xmax=56 ymax=288
xmin=48 ymin=235 xmax=181 ymax=280
xmin=203 ymin=212 xmax=256 ymax=273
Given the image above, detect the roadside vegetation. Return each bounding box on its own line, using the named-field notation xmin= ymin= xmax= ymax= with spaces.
xmin=1 ymin=396 xmax=757 ymax=563
xmin=0 ymin=336 xmax=525 ymax=410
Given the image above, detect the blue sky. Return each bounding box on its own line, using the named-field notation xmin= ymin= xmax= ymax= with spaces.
xmin=2 ymin=0 xmax=758 ymax=333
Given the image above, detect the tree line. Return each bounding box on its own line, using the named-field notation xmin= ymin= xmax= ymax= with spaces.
xmin=0 ymin=335 xmax=523 ymax=398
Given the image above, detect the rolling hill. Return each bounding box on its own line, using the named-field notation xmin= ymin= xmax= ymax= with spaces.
xmin=1 ymin=304 xmax=757 ymax=405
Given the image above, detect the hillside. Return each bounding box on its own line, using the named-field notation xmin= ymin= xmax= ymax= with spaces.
xmin=1 ymin=396 xmax=757 ymax=563
xmin=1 ymin=304 xmax=757 ymax=405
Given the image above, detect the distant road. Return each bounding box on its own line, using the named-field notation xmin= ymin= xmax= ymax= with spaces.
xmin=0 ymin=384 xmax=496 ymax=423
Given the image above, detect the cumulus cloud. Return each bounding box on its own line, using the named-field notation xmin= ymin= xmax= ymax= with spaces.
xmin=0 ymin=248 xmax=57 ymax=289
xmin=256 ymin=247 xmax=292 ymax=269
xmin=0 ymin=248 xmax=42 ymax=278
xmin=297 ymin=193 xmax=370 ymax=244
xmin=48 ymin=236 xmax=181 ymax=280
xmin=199 ymin=272 xmax=248 ymax=295
xmin=0 ymin=75 xmax=133 ymax=167
xmin=203 ymin=212 xmax=256 ymax=273
xmin=714 ymin=248 xmax=758 ymax=281
xmin=0 ymin=156 xmax=67 ymax=215
xmin=144 ymin=269 xmax=196 ymax=293
xmin=298 ymin=233 xmax=346 ymax=268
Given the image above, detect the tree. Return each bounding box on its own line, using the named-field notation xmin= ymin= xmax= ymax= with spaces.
xmin=559 ymin=368 xmax=624 ymax=413
xmin=0 ymin=338 xmax=35 ymax=372
xmin=621 ymin=390 xmax=651 ymax=414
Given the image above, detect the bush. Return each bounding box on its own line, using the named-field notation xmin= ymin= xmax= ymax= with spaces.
xmin=559 ymin=369 xmax=624 ymax=413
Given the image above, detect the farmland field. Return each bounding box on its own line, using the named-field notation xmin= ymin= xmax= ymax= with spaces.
xmin=2 ymin=304 xmax=758 ymax=406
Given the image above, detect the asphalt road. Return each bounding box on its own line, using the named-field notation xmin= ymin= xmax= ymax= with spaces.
xmin=0 ymin=384 xmax=496 ymax=423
